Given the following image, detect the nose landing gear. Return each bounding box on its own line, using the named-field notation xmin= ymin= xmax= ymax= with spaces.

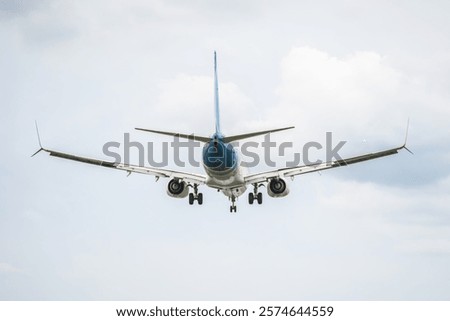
xmin=229 ymin=195 xmax=237 ymax=213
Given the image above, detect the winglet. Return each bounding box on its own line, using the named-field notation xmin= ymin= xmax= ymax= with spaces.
xmin=31 ymin=121 xmax=45 ymax=157
xmin=402 ymin=118 xmax=413 ymax=155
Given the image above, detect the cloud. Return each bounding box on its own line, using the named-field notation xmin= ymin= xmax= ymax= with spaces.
xmin=0 ymin=263 xmax=21 ymax=274
xmin=311 ymin=173 xmax=450 ymax=256
xmin=270 ymin=46 xmax=450 ymax=149
xmin=397 ymin=239 xmax=450 ymax=255
xmin=0 ymin=0 xmax=48 ymax=17
xmin=273 ymin=47 xmax=404 ymax=142
xmin=149 ymin=73 xmax=255 ymax=134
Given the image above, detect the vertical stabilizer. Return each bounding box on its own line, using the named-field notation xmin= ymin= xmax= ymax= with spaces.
xmin=214 ymin=51 xmax=221 ymax=135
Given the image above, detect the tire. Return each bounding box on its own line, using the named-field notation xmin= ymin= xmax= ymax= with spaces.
xmin=257 ymin=192 xmax=263 ymax=204
xmin=248 ymin=193 xmax=254 ymax=204
xmin=197 ymin=193 xmax=203 ymax=205
xmin=188 ymin=193 xmax=194 ymax=205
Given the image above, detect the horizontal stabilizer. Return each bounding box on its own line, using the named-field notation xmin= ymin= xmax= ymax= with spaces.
xmin=135 ymin=128 xmax=211 ymax=143
xmin=223 ymin=126 xmax=295 ymax=143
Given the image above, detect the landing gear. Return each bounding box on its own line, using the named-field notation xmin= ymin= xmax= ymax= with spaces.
xmin=248 ymin=183 xmax=263 ymax=205
xmin=248 ymin=193 xmax=254 ymax=204
xmin=257 ymin=192 xmax=263 ymax=204
xmin=229 ymin=195 xmax=237 ymax=213
xmin=188 ymin=184 xmax=203 ymax=205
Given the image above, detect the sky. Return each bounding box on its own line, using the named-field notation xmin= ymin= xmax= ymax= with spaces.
xmin=1 ymin=0 xmax=450 ymax=300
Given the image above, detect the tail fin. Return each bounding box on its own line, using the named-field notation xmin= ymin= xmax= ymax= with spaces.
xmin=214 ymin=51 xmax=221 ymax=135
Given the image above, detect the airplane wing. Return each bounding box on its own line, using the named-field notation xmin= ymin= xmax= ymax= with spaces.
xmin=244 ymin=143 xmax=410 ymax=186
xmin=34 ymin=147 xmax=207 ymax=185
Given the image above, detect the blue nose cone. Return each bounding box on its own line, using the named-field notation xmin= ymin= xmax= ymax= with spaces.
xmin=203 ymin=139 xmax=237 ymax=171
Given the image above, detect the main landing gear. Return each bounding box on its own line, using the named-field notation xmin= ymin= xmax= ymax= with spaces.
xmin=188 ymin=184 xmax=203 ymax=205
xmin=248 ymin=183 xmax=263 ymax=205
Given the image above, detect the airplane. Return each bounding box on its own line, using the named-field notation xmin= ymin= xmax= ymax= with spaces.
xmin=32 ymin=52 xmax=411 ymax=212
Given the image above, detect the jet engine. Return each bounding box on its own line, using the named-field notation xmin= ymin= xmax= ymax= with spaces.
xmin=267 ymin=178 xmax=290 ymax=198
xmin=167 ymin=179 xmax=189 ymax=198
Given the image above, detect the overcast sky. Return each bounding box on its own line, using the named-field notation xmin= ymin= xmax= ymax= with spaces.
xmin=1 ymin=0 xmax=450 ymax=300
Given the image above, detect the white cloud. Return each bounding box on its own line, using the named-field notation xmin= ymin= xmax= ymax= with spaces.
xmin=312 ymin=174 xmax=450 ymax=256
xmin=270 ymin=46 xmax=450 ymax=151
xmin=0 ymin=263 xmax=21 ymax=274
xmin=397 ymin=239 xmax=450 ymax=255
xmin=277 ymin=47 xmax=401 ymax=106
xmin=152 ymin=73 xmax=255 ymax=134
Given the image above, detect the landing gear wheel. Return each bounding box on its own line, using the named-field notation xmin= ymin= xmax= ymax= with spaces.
xmin=248 ymin=193 xmax=254 ymax=204
xmin=249 ymin=183 xmax=263 ymax=205
xmin=188 ymin=184 xmax=203 ymax=205
xmin=257 ymin=192 xmax=263 ymax=204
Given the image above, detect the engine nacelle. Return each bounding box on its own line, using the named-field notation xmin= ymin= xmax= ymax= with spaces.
xmin=267 ymin=178 xmax=290 ymax=198
xmin=167 ymin=179 xmax=189 ymax=198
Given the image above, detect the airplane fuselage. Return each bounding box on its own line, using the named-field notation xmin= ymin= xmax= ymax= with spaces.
xmin=202 ymin=136 xmax=247 ymax=199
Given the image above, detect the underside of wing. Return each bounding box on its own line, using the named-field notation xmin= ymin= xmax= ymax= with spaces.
xmin=40 ymin=148 xmax=207 ymax=185
xmin=244 ymin=144 xmax=408 ymax=185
